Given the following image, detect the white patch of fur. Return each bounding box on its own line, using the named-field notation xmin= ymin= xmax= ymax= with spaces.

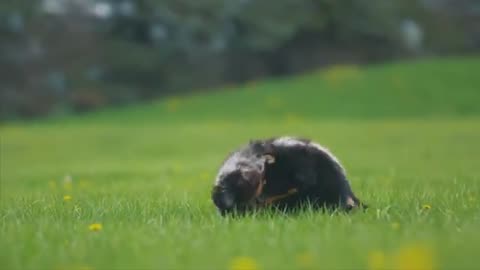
xmin=215 ymin=136 xmax=346 ymax=185
xmin=215 ymin=151 xmax=260 ymax=184
xmin=215 ymin=152 xmax=241 ymax=184
xmin=309 ymin=142 xmax=345 ymax=173
xmin=272 ymin=136 xmax=305 ymax=147
xmin=215 ymin=145 xmax=269 ymax=184
xmin=273 ymin=136 xmax=346 ymax=173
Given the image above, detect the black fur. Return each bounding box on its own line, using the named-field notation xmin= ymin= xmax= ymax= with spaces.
xmin=212 ymin=137 xmax=364 ymax=215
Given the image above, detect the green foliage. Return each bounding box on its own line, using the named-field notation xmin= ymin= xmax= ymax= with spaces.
xmin=1 ymin=57 xmax=480 ymax=269
xmin=230 ymin=0 xmax=320 ymax=51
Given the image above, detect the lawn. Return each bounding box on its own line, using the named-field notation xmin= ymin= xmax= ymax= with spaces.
xmin=1 ymin=56 xmax=480 ymax=270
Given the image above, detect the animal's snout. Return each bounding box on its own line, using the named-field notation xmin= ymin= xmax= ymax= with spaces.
xmin=212 ymin=187 xmax=260 ymax=216
xmin=212 ymin=189 xmax=235 ymax=211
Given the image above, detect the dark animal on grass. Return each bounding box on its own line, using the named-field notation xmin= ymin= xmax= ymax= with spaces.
xmin=211 ymin=136 xmax=364 ymax=216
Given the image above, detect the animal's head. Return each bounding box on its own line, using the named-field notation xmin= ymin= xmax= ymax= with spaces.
xmin=212 ymin=168 xmax=264 ymax=215
xmin=212 ymin=147 xmax=275 ymax=215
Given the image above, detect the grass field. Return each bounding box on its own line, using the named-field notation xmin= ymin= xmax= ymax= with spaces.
xmin=1 ymin=56 xmax=480 ymax=270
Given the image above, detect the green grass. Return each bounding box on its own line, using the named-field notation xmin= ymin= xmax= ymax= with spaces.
xmin=1 ymin=56 xmax=480 ymax=270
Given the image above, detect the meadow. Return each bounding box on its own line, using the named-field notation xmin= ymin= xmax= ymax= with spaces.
xmin=1 ymin=56 xmax=480 ymax=270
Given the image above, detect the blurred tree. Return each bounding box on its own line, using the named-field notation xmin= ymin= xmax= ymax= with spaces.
xmin=1 ymin=0 xmax=478 ymax=119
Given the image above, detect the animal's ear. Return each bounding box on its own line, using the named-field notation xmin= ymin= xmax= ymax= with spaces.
xmin=250 ymin=140 xmax=274 ymax=155
xmin=249 ymin=140 xmax=265 ymax=152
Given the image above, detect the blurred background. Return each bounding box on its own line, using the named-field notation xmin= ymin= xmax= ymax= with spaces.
xmin=1 ymin=0 xmax=479 ymax=120
xmin=2 ymin=2 xmax=480 ymax=269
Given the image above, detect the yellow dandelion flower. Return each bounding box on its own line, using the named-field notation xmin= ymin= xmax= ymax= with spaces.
xmin=391 ymin=74 xmax=406 ymax=90
xmin=49 ymin=180 xmax=57 ymax=190
xmin=77 ymin=265 xmax=94 ymax=270
xmin=166 ymin=98 xmax=181 ymax=112
xmin=63 ymin=195 xmax=72 ymax=202
xmin=391 ymin=222 xmax=400 ymax=230
xmin=200 ymin=172 xmax=210 ymax=181
xmin=63 ymin=182 xmax=73 ymax=191
xmin=79 ymin=180 xmax=91 ymax=190
xmin=323 ymin=64 xmax=361 ymax=88
xmin=296 ymin=252 xmax=314 ymax=268
xmin=265 ymin=97 xmax=283 ymax=110
xmin=63 ymin=175 xmax=73 ymax=191
xmin=56 ymin=264 xmax=94 ymax=270
xmin=248 ymin=80 xmax=258 ymax=86
xmin=173 ymin=164 xmax=183 ymax=173
xmin=284 ymin=113 xmax=304 ymax=125
xmin=229 ymin=256 xmax=259 ymax=270
xmin=394 ymin=243 xmax=435 ymax=270
xmin=88 ymin=223 xmax=103 ymax=232
xmin=422 ymin=204 xmax=432 ymax=210
xmin=368 ymin=250 xmax=386 ymax=270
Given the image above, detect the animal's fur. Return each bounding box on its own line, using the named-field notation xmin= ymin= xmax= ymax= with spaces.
xmin=211 ymin=136 xmax=364 ymax=215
